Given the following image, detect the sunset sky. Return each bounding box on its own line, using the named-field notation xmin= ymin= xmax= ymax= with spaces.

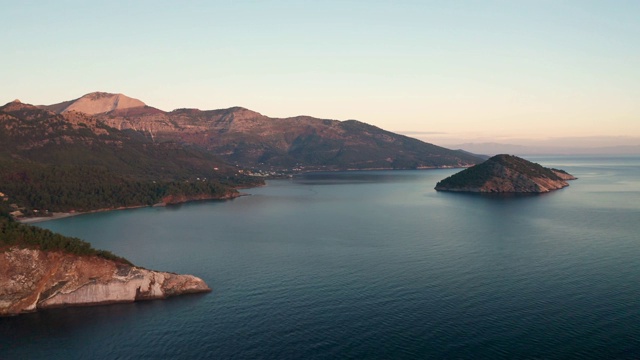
xmin=3 ymin=1 xmax=639 ymax=146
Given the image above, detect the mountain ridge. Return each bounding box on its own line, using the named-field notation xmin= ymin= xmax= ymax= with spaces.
xmin=32 ymin=91 xmax=483 ymax=170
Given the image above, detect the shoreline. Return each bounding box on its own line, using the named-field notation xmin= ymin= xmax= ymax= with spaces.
xmin=16 ymin=167 xmax=469 ymax=224
xmin=19 ymin=212 xmax=82 ymax=224
xmin=18 ymin=192 xmax=252 ymax=224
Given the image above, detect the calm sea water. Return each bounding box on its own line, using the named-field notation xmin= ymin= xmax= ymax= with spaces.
xmin=1 ymin=156 xmax=639 ymax=359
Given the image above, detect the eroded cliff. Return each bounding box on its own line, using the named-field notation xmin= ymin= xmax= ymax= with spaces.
xmin=0 ymin=248 xmax=210 ymax=316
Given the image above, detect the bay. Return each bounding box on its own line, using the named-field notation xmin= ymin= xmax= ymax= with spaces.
xmin=1 ymin=156 xmax=639 ymax=359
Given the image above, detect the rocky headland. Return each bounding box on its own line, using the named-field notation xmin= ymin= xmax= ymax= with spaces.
xmin=0 ymin=248 xmax=210 ymax=316
xmin=435 ymin=154 xmax=577 ymax=193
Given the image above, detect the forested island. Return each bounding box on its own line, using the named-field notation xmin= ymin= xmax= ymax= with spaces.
xmin=435 ymin=154 xmax=577 ymax=193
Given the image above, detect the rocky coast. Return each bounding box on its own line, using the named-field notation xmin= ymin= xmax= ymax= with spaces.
xmin=0 ymin=248 xmax=210 ymax=316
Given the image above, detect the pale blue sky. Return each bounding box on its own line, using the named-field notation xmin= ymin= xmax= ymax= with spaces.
xmin=2 ymin=1 xmax=639 ymax=144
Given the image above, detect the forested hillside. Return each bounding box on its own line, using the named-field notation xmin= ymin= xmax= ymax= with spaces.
xmin=0 ymin=212 xmax=130 ymax=264
xmin=0 ymin=100 xmax=262 ymax=217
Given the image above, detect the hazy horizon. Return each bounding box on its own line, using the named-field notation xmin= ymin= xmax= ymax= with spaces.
xmin=3 ymin=1 xmax=639 ymax=145
xmin=405 ymin=133 xmax=640 ymax=154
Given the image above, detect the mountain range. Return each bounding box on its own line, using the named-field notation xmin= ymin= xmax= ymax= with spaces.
xmin=41 ymin=92 xmax=482 ymax=170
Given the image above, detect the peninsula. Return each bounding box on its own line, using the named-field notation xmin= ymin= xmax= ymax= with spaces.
xmin=434 ymin=154 xmax=577 ymax=193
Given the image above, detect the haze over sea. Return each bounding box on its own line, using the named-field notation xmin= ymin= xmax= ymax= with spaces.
xmin=1 ymin=156 xmax=639 ymax=359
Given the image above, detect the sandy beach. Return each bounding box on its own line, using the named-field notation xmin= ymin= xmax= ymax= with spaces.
xmin=18 ymin=206 xmax=147 ymax=224
xmin=18 ymin=212 xmax=82 ymax=224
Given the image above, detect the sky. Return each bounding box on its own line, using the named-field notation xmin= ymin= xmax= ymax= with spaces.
xmin=2 ymin=0 xmax=639 ymax=147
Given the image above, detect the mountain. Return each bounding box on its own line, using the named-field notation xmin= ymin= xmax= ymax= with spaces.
xmin=41 ymin=92 xmax=483 ymax=170
xmin=40 ymin=92 xmax=146 ymax=115
xmin=435 ymin=154 xmax=576 ymax=193
xmin=0 ymin=99 xmax=235 ymax=179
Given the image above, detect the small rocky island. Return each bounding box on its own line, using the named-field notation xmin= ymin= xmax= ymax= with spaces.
xmin=435 ymin=154 xmax=577 ymax=193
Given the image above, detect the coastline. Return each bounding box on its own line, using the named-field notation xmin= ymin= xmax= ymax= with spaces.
xmin=18 ymin=205 xmax=149 ymax=224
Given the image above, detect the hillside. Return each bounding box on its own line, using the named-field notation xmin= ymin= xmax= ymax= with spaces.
xmin=99 ymin=106 xmax=482 ymax=170
xmin=41 ymin=92 xmax=483 ymax=170
xmin=0 ymin=100 xmax=262 ymax=217
xmin=435 ymin=154 xmax=577 ymax=193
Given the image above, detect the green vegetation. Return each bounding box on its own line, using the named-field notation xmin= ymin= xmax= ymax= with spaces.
xmin=435 ymin=161 xmax=500 ymax=189
xmin=0 ymin=161 xmax=255 ymax=215
xmin=0 ymin=212 xmax=132 ymax=265
xmin=491 ymin=155 xmax=562 ymax=180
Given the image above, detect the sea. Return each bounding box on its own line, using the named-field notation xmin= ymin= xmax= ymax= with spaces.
xmin=1 ymin=155 xmax=639 ymax=359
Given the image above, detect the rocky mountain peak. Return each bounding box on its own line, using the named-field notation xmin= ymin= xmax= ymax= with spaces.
xmin=43 ymin=92 xmax=146 ymax=115
xmin=1 ymin=99 xmax=40 ymax=113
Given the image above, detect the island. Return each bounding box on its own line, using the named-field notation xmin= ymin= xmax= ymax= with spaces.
xmin=434 ymin=154 xmax=577 ymax=193
xmin=0 ymin=214 xmax=211 ymax=317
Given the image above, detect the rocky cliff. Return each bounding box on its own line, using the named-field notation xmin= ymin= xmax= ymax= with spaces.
xmin=435 ymin=154 xmax=577 ymax=193
xmin=0 ymin=248 xmax=211 ymax=316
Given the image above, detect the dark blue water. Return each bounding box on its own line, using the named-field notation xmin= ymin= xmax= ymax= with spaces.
xmin=2 ymin=156 xmax=639 ymax=359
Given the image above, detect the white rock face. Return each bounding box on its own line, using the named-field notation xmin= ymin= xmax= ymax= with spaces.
xmin=0 ymin=248 xmax=210 ymax=316
xmin=61 ymin=92 xmax=146 ymax=115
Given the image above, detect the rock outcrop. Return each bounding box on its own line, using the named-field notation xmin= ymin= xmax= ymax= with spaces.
xmin=0 ymin=248 xmax=210 ymax=316
xmin=435 ymin=154 xmax=577 ymax=193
